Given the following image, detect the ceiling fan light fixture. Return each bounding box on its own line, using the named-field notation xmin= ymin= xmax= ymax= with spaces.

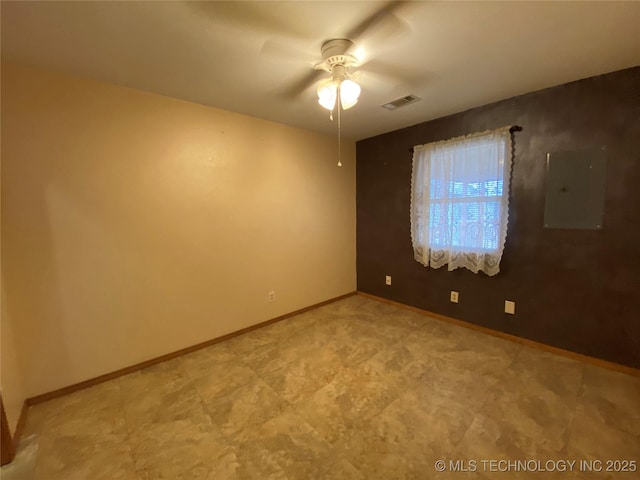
xmin=339 ymin=79 xmax=361 ymax=110
xmin=317 ymin=78 xmax=361 ymax=111
xmin=317 ymin=79 xmax=337 ymax=110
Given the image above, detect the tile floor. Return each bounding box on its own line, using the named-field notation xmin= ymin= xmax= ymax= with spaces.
xmin=4 ymin=295 xmax=639 ymax=479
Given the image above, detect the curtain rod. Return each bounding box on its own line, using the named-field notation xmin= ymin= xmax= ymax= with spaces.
xmin=408 ymin=125 xmax=523 ymax=152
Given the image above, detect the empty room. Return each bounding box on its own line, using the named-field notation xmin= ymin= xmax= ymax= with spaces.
xmin=1 ymin=1 xmax=639 ymax=479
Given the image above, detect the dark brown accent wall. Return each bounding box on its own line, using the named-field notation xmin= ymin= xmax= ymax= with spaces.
xmin=356 ymin=67 xmax=640 ymax=369
xmin=1 ymin=397 xmax=15 ymax=466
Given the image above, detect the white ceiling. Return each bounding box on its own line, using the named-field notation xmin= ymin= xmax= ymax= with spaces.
xmin=2 ymin=1 xmax=639 ymax=140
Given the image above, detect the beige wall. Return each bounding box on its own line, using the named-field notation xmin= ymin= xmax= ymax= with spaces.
xmin=1 ymin=63 xmax=356 ymax=398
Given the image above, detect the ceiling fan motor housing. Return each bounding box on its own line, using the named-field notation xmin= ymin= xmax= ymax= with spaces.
xmin=317 ymin=38 xmax=360 ymax=76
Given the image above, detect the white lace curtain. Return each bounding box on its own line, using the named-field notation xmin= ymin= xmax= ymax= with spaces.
xmin=411 ymin=127 xmax=513 ymax=276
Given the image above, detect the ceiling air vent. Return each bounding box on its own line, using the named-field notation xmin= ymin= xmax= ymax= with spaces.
xmin=381 ymin=94 xmax=421 ymax=110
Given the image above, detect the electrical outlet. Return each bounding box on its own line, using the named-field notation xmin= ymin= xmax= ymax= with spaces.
xmin=268 ymin=291 xmax=276 ymax=302
xmin=450 ymin=291 xmax=459 ymax=303
xmin=385 ymin=275 xmax=392 ymax=286
xmin=505 ymin=300 xmax=515 ymax=314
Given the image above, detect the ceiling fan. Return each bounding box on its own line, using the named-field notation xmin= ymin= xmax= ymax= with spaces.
xmin=266 ymin=1 xmax=419 ymax=108
xmin=270 ymin=1 xmax=416 ymax=166
xmin=191 ymin=1 xmax=419 ymax=109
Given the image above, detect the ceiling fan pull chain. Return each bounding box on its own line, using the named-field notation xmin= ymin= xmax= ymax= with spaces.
xmin=337 ymin=87 xmax=342 ymax=167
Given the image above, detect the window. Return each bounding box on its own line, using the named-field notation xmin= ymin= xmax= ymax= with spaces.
xmin=410 ymin=127 xmax=512 ymax=276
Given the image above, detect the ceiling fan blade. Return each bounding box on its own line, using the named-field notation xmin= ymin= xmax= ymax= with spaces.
xmin=280 ymin=69 xmax=325 ymax=99
xmin=361 ymin=58 xmax=429 ymax=87
xmin=188 ymin=1 xmax=307 ymax=39
xmin=344 ymin=1 xmax=409 ymax=46
xmin=261 ymin=38 xmax=317 ymax=64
